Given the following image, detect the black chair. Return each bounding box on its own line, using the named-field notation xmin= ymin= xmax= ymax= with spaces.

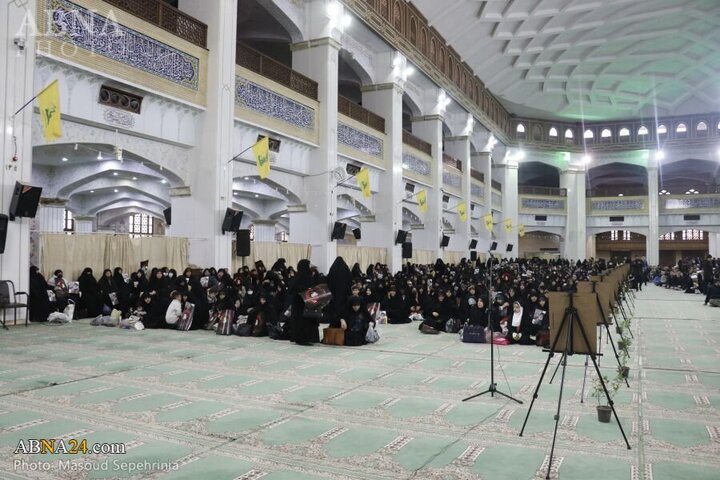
xmin=0 ymin=280 xmax=28 ymax=328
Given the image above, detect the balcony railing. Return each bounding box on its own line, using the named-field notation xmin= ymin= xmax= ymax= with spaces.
xmin=587 ymin=186 xmax=648 ymax=197
xmin=470 ymin=169 xmax=484 ymax=183
xmin=519 ymin=185 xmax=567 ymax=196
xmin=236 ymin=43 xmax=318 ymax=101
xmin=442 ymin=153 xmax=462 ymax=171
xmin=402 ymin=130 xmax=432 ymax=156
xmin=338 ymin=96 xmax=385 ymax=133
xmin=104 ymin=0 xmax=208 ymax=48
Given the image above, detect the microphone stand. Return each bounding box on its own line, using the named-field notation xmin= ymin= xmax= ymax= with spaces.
xmin=462 ymin=251 xmax=522 ymax=404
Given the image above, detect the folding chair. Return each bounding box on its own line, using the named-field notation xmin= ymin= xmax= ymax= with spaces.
xmin=0 ymin=280 xmax=29 ymax=328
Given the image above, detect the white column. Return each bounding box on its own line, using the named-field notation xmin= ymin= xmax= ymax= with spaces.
xmin=1 ymin=1 xmax=36 ymax=292
xmin=445 ymin=136 xmax=471 ymax=253
xmin=36 ymin=200 xmax=67 ymax=232
xmin=253 ymin=220 xmax=276 ymax=242
xmin=494 ymin=159 xmax=519 ymax=258
xmin=472 ymin=151 xmax=493 ymax=250
xmin=361 ymin=77 xmax=404 ymax=272
xmin=411 ymin=115 xmax=443 ymax=260
xmin=74 ymin=216 xmax=94 ymax=233
xmin=709 ymin=233 xmax=720 ymax=257
xmin=646 ymin=165 xmax=660 ymax=266
xmin=586 ymin=234 xmax=597 ymax=259
xmin=176 ymin=0 xmax=237 ymax=269
xmin=560 ymin=160 xmax=587 ymax=260
xmin=289 ymin=0 xmax=344 ymax=273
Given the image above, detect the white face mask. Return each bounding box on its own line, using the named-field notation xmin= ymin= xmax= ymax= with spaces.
xmin=247 ymin=290 xmax=253 ymax=295
xmin=168 ymin=273 xmax=174 ymax=278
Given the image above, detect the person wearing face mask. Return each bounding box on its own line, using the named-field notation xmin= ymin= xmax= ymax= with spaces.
xmin=98 ymin=269 xmax=118 ymax=314
xmin=78 ymin=267 xmax=102 ymax=317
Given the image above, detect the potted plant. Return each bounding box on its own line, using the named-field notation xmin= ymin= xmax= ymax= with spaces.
xmin=592 ymin=374 xmax=621 ymax=423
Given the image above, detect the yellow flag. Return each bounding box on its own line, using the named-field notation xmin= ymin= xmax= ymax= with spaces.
xmin=518 ymin=224 xmax=525 ymax=237
xmin=483 ymin=213 xmax=493 ymax=232
xmin=457 ymin=202 xmax=467 ymax=222
xmin=504 ymin=218 xmax=513 ymax=233
xmin=417 ymin=190 xmax=428 ymax=213
xmin=356 ymin=167 xmax=371 ymax=198
xmin=253 ymin=136 xmax=270 ymax=179
xmin=37 ymin=80 xmax=62 ymax=142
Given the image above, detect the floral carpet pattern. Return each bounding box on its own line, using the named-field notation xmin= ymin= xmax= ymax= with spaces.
xmin=0 ymin=287 xmax=718 ymax=479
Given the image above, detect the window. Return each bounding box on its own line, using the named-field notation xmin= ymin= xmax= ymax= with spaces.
xmin=564 ymin=128 xmax=574 ymax=139
xmin=675 ymin=123 xmax=687 ymax=133
xmin=584 ymin=129 xmax=594 ymax=139
xmin=610 ymin=230 xmax=631 ymax=241
xmin=128 ymin=213 xmax=154 ymax=236
xmin=601 ymin=128 xmax=612 ymax=138
xmin=549 ymin=127 xmax=558 ymax=137
xmin=638 ymin=125 xmax=648 ymax=136
xmin=657 ymin=124 xmax=667 ymax=135
xmin=681 ymin=229 xmax=703 ymax=240
xmin=276 ymin=231 xmax=288 ymax=242
xmin=660 ymin=232 xmax=674 ymax=240
xmin=610 ymin=230 xmax=618 ymax=241
xmin=619 ymin=127 xmax=630 ymax=137
xmin=63 ymin=209 xmax=74 ymax=232
xmin=516 ymin=123 xmax=525 ymax=133
xmin=623 ymin=230 xmax=631 ymax=241
xmin=249 ymin=224 xmax=255 ymax=241
xmin=697 ymin=121 xmax=707 ymax=131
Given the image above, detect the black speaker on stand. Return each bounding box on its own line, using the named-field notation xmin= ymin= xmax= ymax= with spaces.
xmin=469 ymin=239 xmax=478 ymax=250
xmin=163 ymin=207 xmax=172 ymax=226
xmin=0 ymin=214 xmax=8 ymax=254
xmin=352 ymin=228 xmax=361 ymax=240
xmin=236 ymin=229 xmax=251 ymax=257
xmin=402 ymin=242 xmax=413 ymax=259
xmin=440 ymin=235 xmax=450 ymax=248
xmin=395 ymin=229 xmax=408 ymax=244
xmin=222 ymin=208 xmax=243 ymax=234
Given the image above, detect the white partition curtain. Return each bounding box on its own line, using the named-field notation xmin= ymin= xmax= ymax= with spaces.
xmin=336 ymin=246 xmax=387 ymax=269
xmin=443 ymin=251 xmax=467 ymax=265
xmin=232 ymin=241 xmax=312 ymax=273
xmin=40 ymin=234 xmax=188 ymax=280
xmin=410 ymin=249 xmax=436 ymax=265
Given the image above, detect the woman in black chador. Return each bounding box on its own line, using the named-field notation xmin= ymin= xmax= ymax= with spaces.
xmin=286 ymin=259 xmax=320 ymax=345
xmin=28 ymin=266 xmax=52 ymax=322
xmin=78 ymin=267 xmax=102 ymax=317
xmin=325 ymin=256 xmax=352 ymax=324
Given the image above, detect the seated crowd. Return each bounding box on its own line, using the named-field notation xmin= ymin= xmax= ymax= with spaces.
xmin=27 ymin=254 xmax=719 ymax=345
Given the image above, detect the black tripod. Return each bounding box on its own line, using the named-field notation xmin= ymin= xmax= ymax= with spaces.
xmin=519 ymin=292 xmax=630 ymax=479
xmin=462 ymin=251 xmax=522 ymax=405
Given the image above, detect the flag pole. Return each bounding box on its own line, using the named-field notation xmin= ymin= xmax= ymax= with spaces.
xmin=225 ymin=138 xmax=262 ymax=165
xmin=12 ymin=80 xmax=57 ymax=118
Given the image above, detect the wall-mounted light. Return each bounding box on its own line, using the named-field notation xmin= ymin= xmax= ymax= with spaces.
xmin=97 ymin=152 xmax=103 ymax=160
xmin=61 ymin=157 xmax=68 ymax=162
xmin=582 ymin=154 xmax=591 ymax=164
xmin=655 ymin=150 xmax=665 ymax=160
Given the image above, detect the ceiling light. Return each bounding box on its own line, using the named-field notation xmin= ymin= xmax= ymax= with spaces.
xmin=685 ymin=191 xmax=691 ymax=195
xmin=132 ymin=176 xmax=137 ymax=180
xmin=90 ymin=190 xmax=94 ymax=193
xmin=244 ymin=176 xmax=249 ymax=180
xmin=516 ymin=150 xmax=526 ymax=160
xmin=61 ymin=157 xmax=68 ymax=162
xmin=112 ymin=171 xmax=118 ymax=176
xmin=582 ymin=154 xmax=591 ymax=164
xmin=342 ymin=14 xmax=352 ymax=28
xmin=254 ymin=194 xmax=259 ymax=198
xmin=74 ymin=144 xmax=78 ymax=151
xmin=655 ymin=151 xmax=665 ymax=160
xmin=161 ymin=179 xmax=167 ymax=184
xmin=233 ymin=192 xmax=237 ymax=196
xmin=403 ymin=66 xmax=414 ymax=77
xmin=618 ymin=194 xmax=624 ymax=197
xmin=113 ymin=189 xmax=118 ymax=193
xmin=6 ymin=125 xmax=13 ymax=135
xmin=97 ymin=152 xmax=103 ymax=160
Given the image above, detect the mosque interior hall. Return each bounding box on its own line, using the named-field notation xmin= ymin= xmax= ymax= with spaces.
xmin=1 ymin=0 xmax=719 ymax=479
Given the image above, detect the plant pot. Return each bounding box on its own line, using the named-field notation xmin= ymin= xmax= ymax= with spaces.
xmin=619 ymin=366 xmax=630 ymax=378
xmin=596 ymin=405 xmax=612 ymax=423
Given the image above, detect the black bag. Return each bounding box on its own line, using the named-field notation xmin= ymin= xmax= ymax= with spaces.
xmin=461 ymin=324 xmax=486 ymax=343
xmin=234 ymin=323 xmax=253 ymax=336
xmin=445 ymin=318 xmax=461 ymax=333
xmin=268 ymin=323 xmax=287 ymax=340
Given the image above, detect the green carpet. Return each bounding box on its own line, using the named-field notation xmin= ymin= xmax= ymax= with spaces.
xmin=0 ymin=287 xmax=718 ymax=479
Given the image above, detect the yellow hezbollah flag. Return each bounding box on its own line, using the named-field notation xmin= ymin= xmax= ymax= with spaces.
xmin=356 ymin=167 xmax=371 ymax=198
xmin=417 ymin=190 xmax=428 ymax=213
xmin=457 ymin=202 xmax=467 ymax=222
xmin=253 ymin=136 xmax=270 ymax=179
xmin=504 ymin=218 xmax=513 ymax=233
xmin=518 ymin=224 xmax=525 ymax=237
xmin=483 ymin=213 xmax=493 ymax=232
xmin=37 ymin=80 xmax=62 ymax=142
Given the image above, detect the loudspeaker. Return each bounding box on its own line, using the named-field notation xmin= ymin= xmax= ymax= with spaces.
xmin=506 ymin=244 xmax=514 ymax=252
xmin=163 ymin=207 xmax=171 ymax=226
xmin=221 ymin=208 xmax=243 ymax=233
xmin=470 ymin=250 xmax=477 ymax=261
xmin=352 ymin=228 xmax=361 ymax=240
xmin=490 ymin=241 xmax=498 ymax=251
xmin=0 ymin=214 xmax=8 ymax=254
xmin=469 ymin=239 xmax=478 ymax=249
xmin=236 ymin=229 xmax=251 ymax=256
xmin=402 ymin=242 xmax=412 ymax=259
xmin=331 ymin=222 xmax=347 ymax=240
xmin=440 ymin=235 xmax=450 ymax=248
xmin=8 ymin=182 xmax=42 ymax=221
xmin=395 ymin=230 xmax=408 ymax=244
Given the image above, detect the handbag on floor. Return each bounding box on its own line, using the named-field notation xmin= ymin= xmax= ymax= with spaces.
xmin=460 ymin=324 xmax=486 ymax=343
xmin=322 ymin=327 xmax=345 ymax=345
xmin=365 ymin=324 xmax=380 ymax=343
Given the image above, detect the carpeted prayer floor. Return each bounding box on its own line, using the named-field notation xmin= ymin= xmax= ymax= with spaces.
xmin=0 ymin=286 xmax=718 ymax=480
